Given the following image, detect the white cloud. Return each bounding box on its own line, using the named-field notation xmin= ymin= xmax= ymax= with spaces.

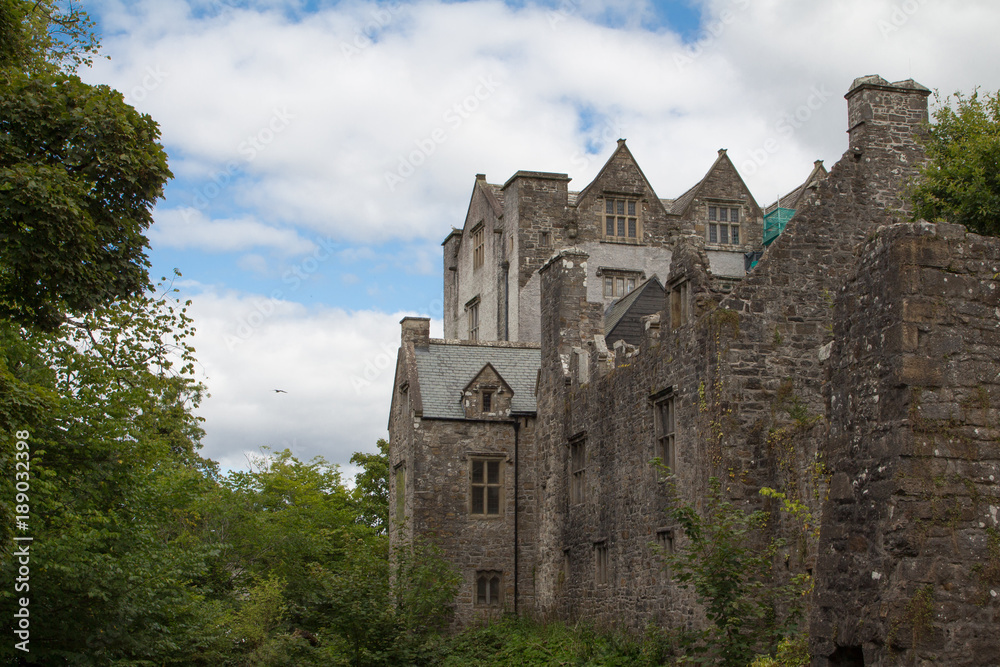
xmin=182 ymin=286 xmax=437 ymax=468
xmin=151 ymin=207 xmax=317 ymax=255
xmin=87 ymin=0 xmax=1000 ymax=247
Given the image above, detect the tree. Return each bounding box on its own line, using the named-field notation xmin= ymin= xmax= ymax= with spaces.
xmin=663 ymin=478 xmax=808 ymax=667
xmin=0 ymin=0 xmax=171 ymax=330
xmin=911 ymin=89 xmax=1000 ymax=237
xmin=351 ymin=438 xmax=389 ymax=534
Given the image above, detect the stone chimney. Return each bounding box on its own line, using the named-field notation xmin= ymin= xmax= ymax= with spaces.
xmin=845 ymin=75 xmax=930 ymax=162
xmin=400 ymin=317 xmax=430 ymax=348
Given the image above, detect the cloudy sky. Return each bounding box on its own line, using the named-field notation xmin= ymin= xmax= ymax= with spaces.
xmin=79 ymin=0 xmax=1000 ymax=471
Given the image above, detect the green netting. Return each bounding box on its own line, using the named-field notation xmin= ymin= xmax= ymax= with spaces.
xmin=763 ymin=207 xmax=795 ymax=245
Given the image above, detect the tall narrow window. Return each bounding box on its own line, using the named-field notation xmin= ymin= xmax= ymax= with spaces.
xmin=471 ymin=458 xmax=502 ymax=516
xmin=670 ymin=280 xmax=690 ymax=329
xmin=472 ymin=225 xmax=485 ymax=269
xmin=468 ymin=301 xmax=479 ymax=341
xmin=595 ymin=542 xmax=608 ymax=585
xmin=655 ymin=396 xmax=675 ymax=472
xmin=569 ymin=438 xmax=586 ymax=504
xmin=476 ymin=571 xmax=502 ymax=606
xmin=482 ymin=390 xmax=493 ymax=413
xmin=394 ymin=464 xmax=406 ymax=522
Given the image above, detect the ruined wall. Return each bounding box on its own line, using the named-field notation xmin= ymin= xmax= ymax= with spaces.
xmin=811 ymin=222 xmax=1000 ymax=665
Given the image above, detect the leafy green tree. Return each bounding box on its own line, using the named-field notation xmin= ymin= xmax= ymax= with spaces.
xmin=351 ymin=438 xmax=389 ymax=534
xmin=912 ymin=89 xmax=1000 ymax=237
xmin=0 ymin=0 xmax=171 ymax=330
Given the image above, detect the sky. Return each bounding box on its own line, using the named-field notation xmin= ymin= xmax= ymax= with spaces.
xmin=77 ymin=0 xmax=1000 ymax=472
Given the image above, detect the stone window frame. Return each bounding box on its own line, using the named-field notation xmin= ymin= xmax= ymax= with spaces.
xmin=706 ymin=203 xmax=742 ymax=247
xmin=466 ymin=296 xmax=480 ymax=341
xmin=654 ymin=393 xmax=676 ymax=473
xmin=469 ymin=455 xmax=504 ymax=517
xmin=472 ymin=223 xmax=485 ymax=270
xmin=394 ymin=462 xmax=406 ymax=523
xmin=668 ymin=278 xmax=690 ymax=329
xmin=594 ymin=540 xmax=609 ymax=586
xmin=656 ymin=528 xmax=675 ymax=579
xmin=540 ymin=230 xmax=551 ymax=247
xmin=601 ymin=195 xmax=642 ymax=244
xmin=597 ymin=267 xmax=644 ymax=299
xmin=568 ymin=434 xmax=586 ymax=505
xmin=475 ymin=570 xmax=503 ymax=607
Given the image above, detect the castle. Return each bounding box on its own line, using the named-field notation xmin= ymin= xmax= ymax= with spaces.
xmin=388 ymin=75 xmax=1000 ymax=665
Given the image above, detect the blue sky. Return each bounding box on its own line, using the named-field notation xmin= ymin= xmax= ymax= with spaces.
xmin=78 ymin=0 xmax=1000 ymax=471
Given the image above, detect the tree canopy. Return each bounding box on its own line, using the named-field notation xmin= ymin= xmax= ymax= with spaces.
xmin=912 ymin=89 xmax=1000 ymax=237
xmin=0 ymin=0 xmax=170 ymax=330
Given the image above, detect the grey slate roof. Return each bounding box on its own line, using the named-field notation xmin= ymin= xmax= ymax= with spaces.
xmin=414 ymin=342 xmax=541 ymax=419
xmin=604 ymin=276 xmax=664 ymax=345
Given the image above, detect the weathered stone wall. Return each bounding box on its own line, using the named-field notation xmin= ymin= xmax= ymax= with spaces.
xmin=811 ymin=222 xmax=1000 ymax=665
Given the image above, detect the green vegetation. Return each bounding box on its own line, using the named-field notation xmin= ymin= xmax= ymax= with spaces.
xmin=664 ymin=478 xmax=810 ymax=667
xmin=912 ymin=89 xmax=1000 ymax=237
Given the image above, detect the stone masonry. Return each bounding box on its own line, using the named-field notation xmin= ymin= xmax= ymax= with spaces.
xmin=390 ymin=75 xmax=1000 ymax=665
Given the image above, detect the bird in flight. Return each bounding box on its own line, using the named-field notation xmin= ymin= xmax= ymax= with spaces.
xmin=273 ymin=389 xmax=287 ymax=394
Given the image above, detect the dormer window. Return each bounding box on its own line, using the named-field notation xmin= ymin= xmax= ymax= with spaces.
xmin=482 ymin=389 xmax=493 ymax=413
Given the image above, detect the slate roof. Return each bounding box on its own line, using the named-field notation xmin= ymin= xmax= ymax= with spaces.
xmin=604 ymin=277 xmax=664 ymax=345
xmin=414 ymin=342 xmax=541 ymax=419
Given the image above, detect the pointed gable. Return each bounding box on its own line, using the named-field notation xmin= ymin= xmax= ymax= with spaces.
xmin=669 ymin=149 xmax=762 ymax=219
xmin=462 ymin=362 xmax=514 ymax=418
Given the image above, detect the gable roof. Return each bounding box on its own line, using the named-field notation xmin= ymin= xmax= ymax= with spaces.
xmin=604 ymin=276 xmax=665 ymax=346
xmin=574 ymin=139 xmax=668 ymax=216
xmin=668 ymin=149 xmax=760 ymax=217
xmin=764 ymin=160 xmax=828 ymax=213
xmin=414 ymin=341 xmax=540 ymax=419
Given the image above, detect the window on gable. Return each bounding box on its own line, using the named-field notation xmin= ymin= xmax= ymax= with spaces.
xmin=707 ymin=206 xmax=742 ymax=246
xmin=569 ymin=437 xmax=586 ymax=505
xmin=482 ymin=389 xmax=493 ymax=413
xmin=475 ymin=570 xmax=502 ymax=606
xmin=470 ymin=458 xmax=502 ymax=516
xmin=655 ymin=395 xmax=676 ymax=473
xmin=472 ymin=225 xmax=485 ymax=269
xmin=594 ymin=542 xmax=609 ymax=585
xmin=604 ymin=198 xmax=639 ymax=241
